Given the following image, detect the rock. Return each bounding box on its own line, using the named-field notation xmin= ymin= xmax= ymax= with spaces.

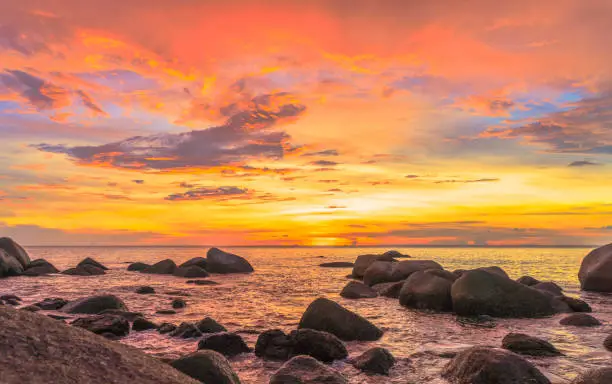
xmin=298 ymin=297 xmax=383 ymax=341
xmin=196 ymin=317 xmax=227 ymax=333
xmin=135 ymin=286 xmax=155 ymax=294
xmin=579 ymin=243 xmax=612 ymax=292
xmin=371 ymin=281 xmax=404 ymax=298
xmin=517 ymin=275 xmax=540 ymax=286
xmin=442 ymin=346 xmax=551 ymax=384
xmin=142 ymin=259 xmax=177 ymax=275
xmin=186 ymin=279 xmax=220 ymax=285
xmin=351 ymin=254 xmax=396 ymax=278
xmin=351 ymin=347 xmax=395 ymax=375
xmin=255 ymin=329 xmax=294 ymax=360
xmin=171 ymin=350 xmax=241 ymax=384
xmin=383 ymin=250 xmax=410 ymax=258
xmin=0 ymin=250 xmax=25 ymax=277
xmin=98 ymin=309 xmax=144 ymax=321
xmin=23 ymin=259 xmax=59 ymax=276
xmin=132 ymin=317 xmax=158 ymax=331
xmin=340 ymin=281 xmax=378 ymax=299
xmin=560 ymin=296 xmax=592 ymax=312
xmin=399 ymin=270 xmax=454 ymax=311
xmin=572 ymin=368 xmax=612 ymax=384
xmin=560 ymin=313 xmax=601 ymax=327
xmin=319 ymin=262 xmax=354 ymax=268
xmin=0 ymin=306 xmax=199 ymax=384
xmin=21 ymin=305 xmax=41 ymax=312
xmin=170 ymin=322 xmax=202 ymax=338
xmin=270 ymin=355 xmax=347 ymax=384
xmin=0 ymin=237 xmax=30 ymax=268
xmin=61 ymin=264 xmax=105 ymax=276
xmin=197 ymin=332 xmax=251 ymax=357
xmin=453 ymin=269 xmax=467 ymax=277
xmin=179 ymin=257 xmax=208 ymax=270
xmin=289 ymin=328 xmax=348 ymax=362
xmin=61 ymin=295 xmax=127 ymax=314
xmin=533 ymin=282 xmax=563 ymax=296
xmin=165 ymin=290 xmax=191 ymax=296
xmin=4 ymin=298 xmax=19 ymax=306
xmin=390 ymin=260 xmax=444 ymax=281
xmin=1 ymin=294 xmax=21 ymax=301
xmin=77 ymin=257 xmax=108 ymax=270
xmin=47 ymin=314 xmax=70 ymax=321
xmin=34 ymin=298 xmax=68 ymax=310
xmin=604 ymin=334 xmax=612 ymax=351
xmin=172 ymin=298 xmax=187 ymax=309
xmin=363 ymin=261 xmax=395 ymax=286
xmin=451 ymin=269 xmax=557 ymax=318
xmin=127 ymin=262 xmax=150 ymax=271
xmin=206 ymin=248 xmax=254 ymax=274
xmin=156 ymin=309 xmax=177 ymax=315
xmin=71 ymin=314 xmax=130 ymax=337
xmin=158 ymin=322 xmax=177 ymax=334
xmin=502 ymin=333 xmax=562 ymax=357
xmin=474 ymin=266 xmax=509 ymax=278
xmin=173 ymin=265 xmax=210 ymax=278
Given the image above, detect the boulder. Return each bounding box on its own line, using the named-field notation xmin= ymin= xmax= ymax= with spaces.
xmin=135 ymin=286 xmax=155 ymax=294
xmin=142 ymin=259 xmax=177 ymax=275
xmin=351 ymin=347 xmax=395 ymax=375
xmin=399 ymin=270 xmax=453 ymax=311
xmin=390 ymin=260 xmax=444 ymax=281
xmin=255 ymin=329 xmax=294 ymax=360
xmin=372 ymin=281 xmax=404 ymax=298
xmin=501 ymin=333 xmax=562 ymax=357
xmin=0 ymin=250 xmax=25 ymax=277
xmin=453 ymin=269 xmax=468 ymax=278
xmin=179 ymin=257 xmax=208 ymax=270
xmin=132 ymin=317 xmax=158 ymax=331
xmin=173 ymin=266 xmax=210 ymax=278
xmin=196 ymin=317 xmax=227 ymax=333
xmin=71 ymin=314 xmax=130 ymax=337
xmin=572 ymin=368 xmax=612 ymax=384
xmin=560 ymin=313 xmax=601 ymax=327
xmin=363 ymin=261 xmax=394 ymax=286
xmin=533 ymin=282 xmax=563 ymax=296
xmin=383 ymin=250 xmax=410 ymax=258
xmin=158 ymin=322 xmax=177 ymax=334
xmin=442 ymin=346 xmax=551 ymax=384
xmin=604 ymin=334 xmax=612 ymax=351
xmin=319 ymin=262 xmax=354 ymax=268
xmin=97 ymin=309 xmax=143 ymax=322
xmin=197 ymin=332 xmax=251 ymax=357
xmin=289 ymin=328 xmax=347 ymax=362
xmin=77 ymin=257 xmax=108 ymax=270
xmin=351 ymin=254 xmax=395 ymax=278
xmin=34 ymin=298 xmax=68 ymax=310
xmin=270 ymin=355 xmax=347 ymax=384
xmin=451 ymin=269 xmax=557 ymax=318
xmin=21 ymin=305 xmax=40 ymax=312
xmin=61 ymin=295 xmax=127 ymax=314
xmin=0 ymin=237 xmax=30 ymax=268
xmin=560 ymin=296 xmax=592 ymax=312
xmin=171 ymin=351 xmax=241 ymax=384
xmin=517 ymin=275 xmax=540 ymax=286
xmin=127 ymin=262 xmax=150 ymax=272
xmin=340 ymin=281 xmax=378 ymax=299
xmin=206 ymin=248 xmax=254 ymax=274
xmin=473 ymin=266 xmax=509 ymax=278
xmin=23 ymin=259 xmax=59 ymax=276
xmin=61 ymin=264 xmax=105 ymax=276
xmin=0 ymin=306 xmax=199 ymax=384
xmin=0 ymin=294 xmax=21 ymax=302
xmin=170 ymin=322 xmax=202 ymax=338
xmin=579 ymin=243 xmax=612 ymax=292
xmin=172 ymin=298 xmax=187 ymax=309
xmin=298 ymin=297 xmax=383 ymax=341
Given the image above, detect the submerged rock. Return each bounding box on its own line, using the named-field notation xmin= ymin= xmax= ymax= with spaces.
xmin=61 ymin=264 xmax=105 ymax=276
xmin=351 ymin=347 xmax=395 ymax=375
xmin=171 ymin=350 xmax=241 ymax=384
xmin=158 ymin=322 xmax=177 ymax=334
xmin=399 ymin=269 xmax=454 ymax=311
xmin=351 ymin=254 xmax=395 ymax=278
xmin=142 ymin=259 xmax=177 ymax=275
xmin=340 ymin=281 xmax=378 ymax=299
xmin=206 ymin=248 xmax=254 ymax=274
xmin=170 ymin=322 xmax=202 ymax=338
xmin=196 ymin=317 xmax=227 ymax=333
xmin=71 ymin=314 xmax=130 ymax=337
xmin=171 ymin=298 xmax=187 ymax=309
xmin=269 ymin=355 xmax=347 ymax=384
xmin=579 ymin=243 xmax=612 ymax=292
xmin=156 ymin=309 xmax=177 ymax=315
xmin=197 ymin=332 xmax=251 ymax=357
xmin=173 ymin=265 xmax=209 ymax=278
xmin=319 ymin=262 xmax=354 ymax=268
xmin=34 ymin=297 xmax=68 ymax=310
xmin=186 ymin=279 xmax=220 ymax=285
xmin=127 ymin=262 xmax=150 ymax=272
xmin=502 ymin=333 xmax=563 ymax=357
xmin=298 ymin=297 xmax=383 ymax=341
xmin=132 ymin=317 xmax=157 ymax=331
xmin=560 ymin=313 xmax=602 ymax=327
xmin=572 ymin=368 xmax=612 ymax=384
xmin=61 ymin=295 xmax=127 ymax=314
xmin=135 ymin=286 xmax=155 ymax=294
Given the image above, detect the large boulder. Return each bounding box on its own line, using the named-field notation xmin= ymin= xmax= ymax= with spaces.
xmin=363 ymin=261 xmax=394 ymax=286
xmin=533 ymin=282 xmax=563 ymax=296
xmin=390 ymin=260 xmax=444 ymax=281
xmin=473 ymin=266 xmax=509 ymax=278
xmin=0 ymin=306 xmax=199 ymax=384
xmin=0 ymin=237 xmax=30 ymax=268
xmin=0 ymin=250 xmax=25 ymax=277
xmin=171 ymin=351 xmax=241 ymax=384
xmin=206 ymin=248 xmax=254 ymax=274
xmin=269 ymin=355 xmax=347 ymax=384
xmin=501 ymin=333 xmax=562 ymax=357
xmin=61 ymin=295 xmax=127 ymax=314
xmin=442 ymin=346 xmax=551 ymax=384
xmin=351 ymin=254 xmax=395 ymax=278
xmin=255 ymin=329 xmax=294 ymax=360
xmin=23 ymin=259 xmax=59 ymax=276
xmin=289 ymin=329 xmax=347 ymax=362
xmin=173 ymin=266 xmax=209 ymax=278
xmin=351 ymin=347 xmax=395 ymax=375
xmin=579 ymin=243 xmax=612 ymax=292
xmin=196 ymin=317 xmax=227 ymax=333
xmin=142 ymin=259 xmax=177 ymax=274
xmin=340 ymin=281 xmax=378 ymax=299
xmin=71 ymin=314 xmax=130 ymax=337
xmin=197 ymin=332 xmax=251 ymax=357
xmin=127 ymin=262 xmax=150 ymax=272
xmin=572 ymin=368 xmax=612 ymax=384
xmin=450 ymin=269 xmax=557 ymax=318
xmin=399 ymin=270 xmax=454 ymax=311
xmin=179 ymin=257 xmax=208 ymax=270
xmin=77 ymin=257 xmax=108 ymax=270
xmin=298 ymin=298 xmax=383 ymax=341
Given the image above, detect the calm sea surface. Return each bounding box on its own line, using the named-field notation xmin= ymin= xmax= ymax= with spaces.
xmin=1 ymin=246 xmax=611 ymax=383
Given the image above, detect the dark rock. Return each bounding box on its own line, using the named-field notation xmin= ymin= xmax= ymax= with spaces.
xmin=560 ymin=296 xmax=592 ymax=312
xmin=173 ymin=265 xmax=209 ymax=278
xmin=135 ymin=286 xmax=155 ymax=294
xmin=34 ymin=298 xmax=68 ymax=310
xmin=533 ymin=281 xmax=563 ymax=296
xmin=172 ymin=298 xmax=187 ymax=309
xmin=23 ymin=259 xmax=59 ymax=276
xmin=0 ymin=237 xmax=30 ymax=269
xmin=61 ymin=264 xmax=105 ymax=276
xmin=0 ymin=294 xmax=21 ymax=301
xmin=579 ymin=243 xmax=612 ymax=292
xmin=72 ymin=314 xmax=130 ymax=337
xmin=196 ymin=317 xmax=227 ymax=333
xmin=206 ymin=248 xmax=254 ymax=274
xmin=132 ymin=317 xmax=158 ymax=331
xmin=289 ymin=328 xmax=347 ymax=362
xmin=0 ymin=249 xmax=25 ymax=277
xmin=571 ymin=368 xmax=612 ymax=384
xmin=127 ymin=262 xmax=150 ymax=272
xmin=77 ymin=257 xmax=108 ymax=270
xmin=399 ymin=270 xmax=453 ymax=311
xmin=5 ymin=298 xmax=19 ymax=306
xmin=560 ymin=313 xmax=601 ymax=327
xmin=453 ymin=269 xmax=467 ymax=278
xmin=424 ymin=268 xmax=458 ymax=281
xmin=442 ymin=346 xmax=551 ymax=384
xmin=170 ymin=322 xmax=202 ymax=338
xmin=383 ymin=250 xmax=410 ymax=258
xmin=156 ymin=309 xmax=177 ymax=315
xmin=502 ymin=333 xmax=563 ymax=357
xmin=165 ymin=290 xmax=191 ymax=296
xmin=171 ymin=350 xmax=241 ymax=384
xmin=604 ymin=334 xmax=612 ymax=351
xmin=340 ymin=281 xmax=378 ymax=299
xmin=47 ymin=314 xmax=71 ymax=321
xmin=390 ymin=259 xmax=444 ymax=281
xmin=61 ymin=295 xmax=127 ymax=314
xmin=98 ymin=309 xmax=144 ymax=321
xmin=158 ymin=322 xmax=177 ymax=334
xmin=179 ymin=257 xmax=208 ymax=270
xmin=351 ymin=254 xmax=396 ymax=278
xmin=517 ymin=275 xmax=540 ymax=286
xmin=255 ymin=329 xmax=294 ymax=360
xmin=363 ymin=261 xmax=395 ymax=286
xmin=319 ymin=262 xmax=354 ymax=268
xmin=371 ymin=281 xmax=404 ymax=298
xmin=351 ymin=347 xmax=395 ymax=375
xmin=473 ymin=266 xmax=509 ymax=278
xmin=270 ymin=355 xmax=347 ymax=384
xmin=142 ymin=259 xmax=177 ymax=275
xmin=451 ymin=269 xmax=557 ymax=318
xmin=186 ymin=279 xmax=219 ymax=285
xmin=21 ymin=305 xmax=41 ymax=312
xmin=197 ymin=332 xmax=251 ymax=357
xmin=298 ymin=297 xmax=383 ymax=341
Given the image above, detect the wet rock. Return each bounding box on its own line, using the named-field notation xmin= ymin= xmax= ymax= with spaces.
xmin=1 ymin=294 xmax=21 ymax=302
xmin=363 ymin=261 xmax=395 ymax=286
xmin=72 ymin=314 xmax=130 ymax=337
xmin=351 ymin=347 xmax=396 ymax=375
xmin=473 ymin=266 xmax=509 ymax=278
xmin=270 ymin=355 xmax=347 ymax=384
xmin=560 ymin=296 xmax=592 ymax=312
xmin=0 ymin=249 xmax=25 ymax=277
xmin=351 ymin=254 xmax=396 ymax=278
xmin=442 ymin=346 xmax=550 ymax=384
xmin=572 ymin=367 xmax=612 ymax=384
xmin=197 ymin=332 xmax=251 ymax=357
xmin=383 ymin=250 xmax=410 ymax=258
xmin=206 ymin=248 xmax=254 ymax=274
xmin=170 ymin=322 xmax=202 ymax=338
xmin=61 ymin=264 xmax=105 ymax=276
xmin=186 ymin=279 xmax=219 ymax=285
xmin=77 ymin=257 xmax=108 ymax=270
xmin=255 ymin=329 xmax=294 ymax=360
xmin=340 ymin=281 xmax=378 ymax=299
xmin=23 ymin=259 xmax=59 ymax=276
xmin=98 ymin=309 xmax=144 ymax=321
xmin=298 ymin=297 xmax=383 ymax=341
xmin=158 ymin=322 xmax=177 ymax=334
xmin=142 ymin=259 xmax=177 ymax=275
xmin=179 ymin=257 xmax=208 ymax=270
xmin=517 ymin=275 xmax=540 ymax=286
xmin=4 ymin=298 xmax=19 ymax=306
xmin=453 ymin=269 xmax=467 ymax=278
xmin=171 ymin=298 xmax=187 ymax=309
xmin=196 ymin=317 xmax=227 ymax=333
xmin=21 ymin=305 xmax=41 ymax=312
xmin=451 ymin=269 xmax=557 ymax=318
xmin=603 ymin=334 xmax=612 ymax=351
xmin=371 ymin=281 xmax=404 ymax=298
xmin=579 ymin=243 xmax=612 ymax=292
xmin=390 ymin=260 xmax=444 ymax=281
xmin=533 ymin=281 xmax=563 ymax=296
xmin=132 ymin=317 xmax=158 ymax=331
xmin=501 ymin=333 xmax=563 ymax=357
xmin=156 ymin=309 xmax=177 ymax=315
xmin=319 ymin=262 xmax=354 ymax=268
xmin=289 ymin=328 xmax=348 ymax=362
xmin=0 ymin=238 xmax=30 ymax=273
xmin=61 ymin=295 xmax=127 ymax=314
xmin=135 ymin=286 xmax=155 ymax=294
xmin=173 ymin=265 xmax=209 ymax=278
xmin=560 ymin=313 xmax=601 ymax=327
xmin=127 ymin=262 xmax=150 ymax=272
xmin=171 ymin=350 xmax=241 ymax=384
xmin=399 ymin=270 xmax=454 ymax=311
xmin=34 ymin=297 xmax=68 ymax=310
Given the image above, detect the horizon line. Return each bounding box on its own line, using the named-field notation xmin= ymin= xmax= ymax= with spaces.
xmin=22 ymin=244 xmax=598 ymax=248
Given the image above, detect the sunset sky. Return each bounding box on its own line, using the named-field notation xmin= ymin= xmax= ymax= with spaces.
xmin=1 ymin=0 xmax=612 ymax=246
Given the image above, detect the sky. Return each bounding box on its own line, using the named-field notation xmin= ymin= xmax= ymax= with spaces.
xmin=1 ymin=0 xmax=612 ymax=246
